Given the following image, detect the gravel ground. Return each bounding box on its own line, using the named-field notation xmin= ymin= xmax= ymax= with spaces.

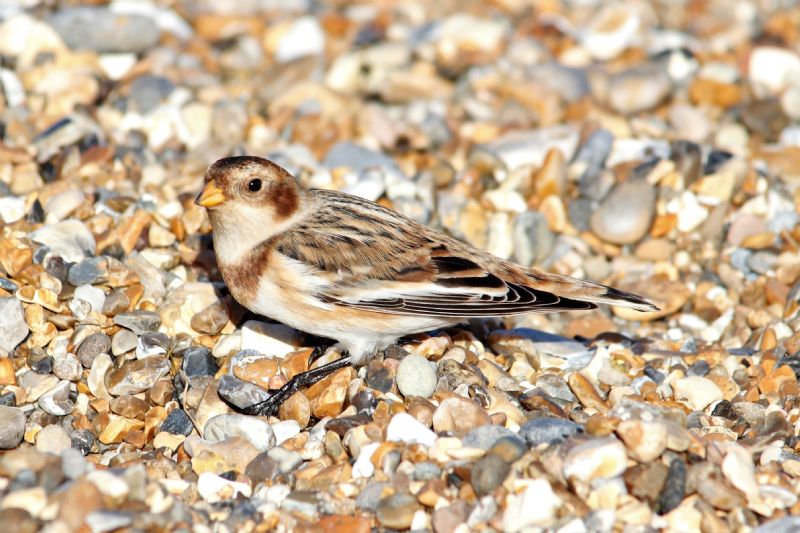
xmin=1 ymin=1 xmax=800 ymax=532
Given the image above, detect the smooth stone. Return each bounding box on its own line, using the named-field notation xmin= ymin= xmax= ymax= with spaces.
xmin=512 ymin=210 xmax=554 ymax=267
xmin=672 ymin=376 xmax=723 ymax=411
xmin=203 ymin=413 xmax=276 ymax=452
xmin=102 ymin=289 xmax=130 ymax=317
xmin=462 ymin=425 xmax=520 ymax=450
xmin=616 ymin=419 xmax=668 ymax=462
xmin=386 ymin=412 xmax=436 ymax=447
xmin=519 ymin=418 xmax=583 ymax=446
xmin=53 ymin=354 xmax=82 ymax=381
xmin=356 ymin=482 xmax=390 ymax=512
xmin=77 ymin=333 xmax=111 ymax=368
xmin=472 ymin=454 xmax=510 ymax=496
xmin=0 ymin=297 xmax=28 ymax=353
xmin=44 ymin=189 xmax=85 ymax=221
xmin=749 ymin=46 xmax=800 ymax=99
xmin=0 ymin=196 xmax=25 ymax=224
xmin=590 ymin=179 xmax=656 ymax=244
xmin=128 ymin=75 xmax=175 ymax=113
xmin=240 ymin=320 xmax=303 ymax=357
xmin=271 ymin=420 xmax=301 ymax=445
xmin=376 ymin=492 xmax=421 ymax=530
xmin=274 ymin=16 xmax=325 ymax=62
xmin=37 ymin=380 xmax=73 ymax=416
xmin=267 ymin=446 xmax=303 ymax=474
xmin=0 ymin=406 xmax=25 ymax=448
xmin=282 ymin=491 xmax=319 ymax=517
xmin=85 ymin=511 xmax=132 ymax=533
xmin=580 ymin=3 xmax=639 ymax=61
xmin=111 ymin=330 xmax=137 ymax=356
xmin=502 ymin=479 xmax=560 ymax=531
xmin=197 ymin=472 xmax=251 ymax=503
xmin=48 ymin=7 xmax=160 ymax=53
xmin=35 ymin=424 xmax=72 ymax=454
xmin=29 ymin=220 xmax=96 ymax=262
xmin=563 ymin=437 xmax=627 ymax=482
xmin=432 ymin=396 xmax=492 ymax=438
xmin=606 ymin=63 xmax=672 ymax=115
xmin=113 ymin=311 xmax=161 ymax=335
xmin=396 ymin=355 xmax=437 ymax=398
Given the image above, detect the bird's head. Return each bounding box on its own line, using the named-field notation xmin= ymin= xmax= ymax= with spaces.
xmin=195 ymin=156 xmax=305 ymax=261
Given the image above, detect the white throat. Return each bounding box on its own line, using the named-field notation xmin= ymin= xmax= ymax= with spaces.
xmin=209 ymin=203 xmax=300 ymax=265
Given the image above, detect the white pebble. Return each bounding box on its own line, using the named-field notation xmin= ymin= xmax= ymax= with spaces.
xmin=396 ymin=355 xmax=437 ymax=399
xmin=386 ymin=412 xmax=436 ymax=447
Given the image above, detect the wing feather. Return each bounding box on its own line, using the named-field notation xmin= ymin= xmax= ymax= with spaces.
xmin=272 ymin=189 xmax=658 ymax=317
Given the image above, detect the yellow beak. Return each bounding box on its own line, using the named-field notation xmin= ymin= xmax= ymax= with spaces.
xmin=195 ymin=179 xmax=226 ymax=207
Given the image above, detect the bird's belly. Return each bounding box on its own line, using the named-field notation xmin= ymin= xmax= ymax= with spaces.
xmin=242 ymin=275 xmax=452 ymax=346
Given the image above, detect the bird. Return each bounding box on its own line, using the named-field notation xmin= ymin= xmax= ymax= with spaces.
xmin=195 ymin=155 xmax=658 ymax=415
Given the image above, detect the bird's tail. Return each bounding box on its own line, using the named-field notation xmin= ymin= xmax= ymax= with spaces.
xmin=530 ymin=271 xmax=660 ymax=312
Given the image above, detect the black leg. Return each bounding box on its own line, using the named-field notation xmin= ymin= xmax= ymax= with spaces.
xmin=238 ymin=355 xmax=352 ymax=417
xmin=307 ymin=339 xmax=338 ymax=368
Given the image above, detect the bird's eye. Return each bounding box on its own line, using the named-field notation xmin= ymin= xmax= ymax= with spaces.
xmin=248 ymin=179 xmax=262 ymax=192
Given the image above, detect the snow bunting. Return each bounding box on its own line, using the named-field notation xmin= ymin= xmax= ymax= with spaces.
xmin=196 ymin=155 xmax=657 ymax=371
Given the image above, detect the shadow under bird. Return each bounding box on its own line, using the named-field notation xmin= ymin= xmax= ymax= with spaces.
xmin=195 ymin=156 xmax=658 ymax=415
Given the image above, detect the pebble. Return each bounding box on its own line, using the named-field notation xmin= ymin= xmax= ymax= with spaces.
xmin=73 ymin=284 xmax=105 ymax=313
xmin=590 ymin=179 xmax=656 ymax=244
xmin=519 ymin=418 xmax=583 ymax=446
xmin=111 ymin=330 xmax=137 ymax=356
xmin=462 ymin=425 xmax=520 ymax=450
xmin=113 ymin=311 xmax=161 ymax=335
xmin=672 ymin=376 xmax=724 ymax=411
xmin=48 ymin=7 xmax=160 ymax=53
xmin=432 ymin=396 xmax=492 ymax=437
xmin=396 ymin=354 xmax=437 ymax=398
xmin=563 ymin=437 xmax=628 ymax=482
xmin=386 ymin=412 xmax=436 ymax=447
xmin=0 ymin=3 xmax=796 ymax=531
xmin=67 ymin=257 xmax=107 ymax=286
xmin=197 ymin=472 xmax=251 ymax=503
xmin=502 ymin=479 xmax=560 ymax=531
xmin=471 ymin=454 xmax=510 ymax=496
xmin=376 ymin=492 xmax=421 ymax=530
xmin=0 ymin=297 xmax=28 ymax=353
xmin=203 ymin=413 xmax=276 ymax=452
xmin=160 ymin=409 xmax=194 ymax=436
xmin=0 ymin=406 xmax=25 ymax=448
xmin=77 ymin=333 xmax=112 ymax=367
xmin=240 ymin=321 xmax=303 ymax=357
xmin=35 ymin=425 xmax=72 ymax=455
xmin=29 ymin=220 xmax=96 ymax=263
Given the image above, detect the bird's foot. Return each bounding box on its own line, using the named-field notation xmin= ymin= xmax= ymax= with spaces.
xmin=306 ymin=339 xmax=339 ymax=368
xmin=238 ymin=354 xmax=352 ymax=417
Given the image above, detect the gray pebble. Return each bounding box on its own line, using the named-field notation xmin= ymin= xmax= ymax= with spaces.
xmin=590 ymin=179 xmax=656 ymax=245
xmin=519 ymin=417 xmax=583 ymax=446
xmin=0 ymin=297 xmax=28 ymax=353
xmin=462 ymin=424 xmax=520 ymax=450
xmin=78 ymin=332 xmax=112 ymax=367
xmin=0 ymin=406 xmax=25 ymax=449
xmin=48 ymin=7 xmax=160 ymax=54
xmin=111 ymin=329 xmax=138 ymax=356
xmin=114 ymin=311 xmax=161 ymax=335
